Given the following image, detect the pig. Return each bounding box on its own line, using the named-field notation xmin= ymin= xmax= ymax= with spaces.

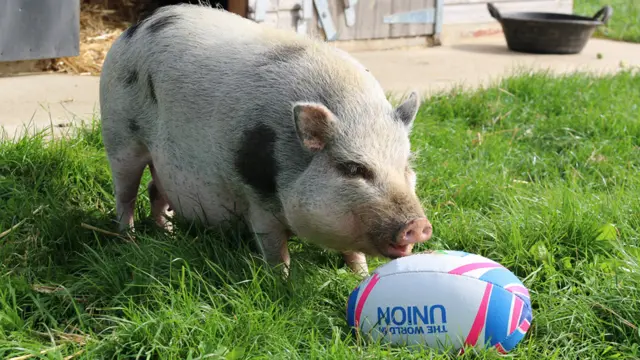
xmin=99 ymin=3 xmax=433 ymax=276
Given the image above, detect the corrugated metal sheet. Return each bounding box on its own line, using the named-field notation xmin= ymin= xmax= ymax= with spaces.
xmin=0 ymin=0 xmax=80 ymax=62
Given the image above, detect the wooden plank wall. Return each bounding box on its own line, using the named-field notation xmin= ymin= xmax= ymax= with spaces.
xmin=239 ymin=0 xmax=574 ymax=43
xmin=390 ymin=0 xmax=436 ymax=38
xmin=259 ymin=0 xmax=303 ymax=30
xmin=313 ymin=0 xmax=436 ymax=41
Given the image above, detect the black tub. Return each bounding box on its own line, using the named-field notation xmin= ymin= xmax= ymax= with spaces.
xmin=487 ymin=2 xmax=613 ymax=54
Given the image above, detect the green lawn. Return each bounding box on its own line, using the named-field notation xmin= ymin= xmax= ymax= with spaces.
xmin=574 ymin=0 xmax=640 ymax=43
xmin=1 ymin=70 xmax=640 ymax=359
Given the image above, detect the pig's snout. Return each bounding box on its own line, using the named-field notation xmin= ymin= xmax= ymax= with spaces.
xmin=398 ymin=217 xmax=432 ymax=244
xmin=387 ymin=218 xmax=432 ymax=258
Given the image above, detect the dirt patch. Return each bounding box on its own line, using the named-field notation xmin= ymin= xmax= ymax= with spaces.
xmin=40 ymin=1 xmax=228 ymax=76
xmin=45 ymin=0 xmax=149 ymax=76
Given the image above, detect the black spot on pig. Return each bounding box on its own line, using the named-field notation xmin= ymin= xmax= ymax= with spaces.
xmin=270 ymin=44 xmax=307 ymax=61
xmin=128 ymin=118 xmax=141 ymax=132
xmin=147 ymin=13 xmax=180 ymax=34
xmin=124 ymin=69 xmax=138 ymax=86
xmin=123 ymin=22 xmax=142 ymax=39
xmin=235 ymin=123 xmax=279 ymax=199
xmin=148 ymin=75 xmax=157 ymax=103
xmin=317 ymin=92 xmax=332 ymax=108
xmin=260 ymin=44 xmax=307 ymax=66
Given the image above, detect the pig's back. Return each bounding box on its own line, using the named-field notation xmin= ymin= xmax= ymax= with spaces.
xmin=114 ymin=4 xmax=385 ymax=123
xmin=101 ymin=3 xmax=390 ymax=194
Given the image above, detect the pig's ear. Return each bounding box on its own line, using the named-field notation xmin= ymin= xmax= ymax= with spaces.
xmin=394 ymin=91 xmax=420 ymax=130
xmin=292 ymin=102 xmax=336 ymax=152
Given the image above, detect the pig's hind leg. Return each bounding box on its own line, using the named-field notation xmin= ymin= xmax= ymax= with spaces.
xmin=102 ymin=106 xmax=151 ymax=232
xmin=105 ymin=141 xmax=150 ymax=232
xmin=147 ymin=164 xmax=174 ymax=231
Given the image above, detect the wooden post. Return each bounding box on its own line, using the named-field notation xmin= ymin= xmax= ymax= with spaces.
xmin=228 ymin=0 xmax=248 ymax=17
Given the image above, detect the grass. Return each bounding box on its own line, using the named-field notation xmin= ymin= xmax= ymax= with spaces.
xmin=574 ymin=0 xmax=640 ymax=43
xmin=1 ymin=69 xmax=640 ymax=359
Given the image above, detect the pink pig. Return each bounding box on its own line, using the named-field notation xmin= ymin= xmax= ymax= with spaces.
xmin=99 ymin=4 xmax=432 ymax=276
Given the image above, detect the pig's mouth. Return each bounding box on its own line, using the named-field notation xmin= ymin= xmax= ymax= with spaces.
xmin=385 ymin=243 xmax=415 ymax=258
xmin=373 ymin=217 xmax=433 ymax=259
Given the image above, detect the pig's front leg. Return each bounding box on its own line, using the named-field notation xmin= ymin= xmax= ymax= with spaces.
xmin=343 ymin=251 xmax=369 ymax=277
xmin=247 ymin=202 xmax=291 ymax=276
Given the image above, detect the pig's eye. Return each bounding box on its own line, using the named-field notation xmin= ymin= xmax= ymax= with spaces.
xmin=336 ymin=161 xmax=374 ymax=180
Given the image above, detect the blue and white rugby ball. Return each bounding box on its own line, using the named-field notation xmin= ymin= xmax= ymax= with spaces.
xmin=346 ymin=250 xmax=532 ymax=354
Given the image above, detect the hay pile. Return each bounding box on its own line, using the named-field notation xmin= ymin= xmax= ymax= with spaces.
xmin=48 ymin=0 xmax=150 ymax=76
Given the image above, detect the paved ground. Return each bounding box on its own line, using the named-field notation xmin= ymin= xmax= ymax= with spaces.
xmin=1 ymin=34 xmax=639 ymax=140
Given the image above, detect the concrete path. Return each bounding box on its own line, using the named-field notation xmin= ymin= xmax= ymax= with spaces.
xmin=1 ymin=35 xmax=639 ymax=140
xmin=358 ymin=36 xmax=640 ymax=96
xmin=1 ymin=74 xmax=100 ymax=140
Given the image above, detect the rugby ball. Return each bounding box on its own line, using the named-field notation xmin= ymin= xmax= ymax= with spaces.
xmin=346 ymin=250 xmax=532 ymax=354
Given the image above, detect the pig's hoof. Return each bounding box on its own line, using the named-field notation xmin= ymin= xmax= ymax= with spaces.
xmin=347 ymin=262 xmax=369 ymax=277
xmin=159 ymin=216 xmax=174 ymax=232
xmin=117 ymin=223 xmax=135 ymax=234
xmin=161 ymin=222 xmax=174 ymax=233
xmin=273 ymin=263 xmax=290 ymax=280
xmin=153 ymin=212 xmax=175 ymax=233
xmin=354 ymin=269 xmax=369 ymax=277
